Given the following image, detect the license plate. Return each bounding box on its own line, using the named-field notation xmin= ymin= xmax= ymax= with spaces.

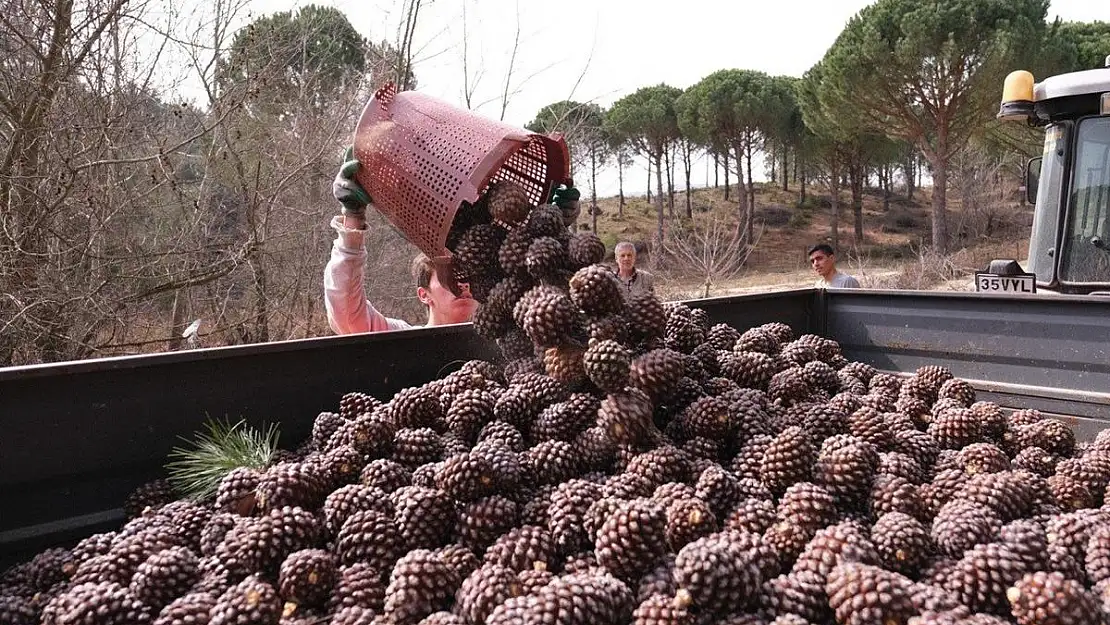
xmin=975 ymin=272 xmax=1037 ymax=293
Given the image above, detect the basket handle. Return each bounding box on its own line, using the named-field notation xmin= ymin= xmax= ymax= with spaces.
xmin=541 ymin=133 xmax=574 ymax=188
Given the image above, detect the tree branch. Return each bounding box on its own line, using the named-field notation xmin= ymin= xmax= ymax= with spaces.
xmin=498 ymin=0 xmax=522 ymax=121
xmin=72 ymin=101 xmax=240 ymax=172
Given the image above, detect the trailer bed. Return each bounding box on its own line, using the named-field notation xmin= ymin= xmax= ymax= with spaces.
xmin=2 ymin=287 xmax=1108 ymax=566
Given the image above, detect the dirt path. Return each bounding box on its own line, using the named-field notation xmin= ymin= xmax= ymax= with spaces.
xmin=657 ymin=266 xmax=906 ymax=300
xmin=654 ymin=257 xmax=995 ymax=300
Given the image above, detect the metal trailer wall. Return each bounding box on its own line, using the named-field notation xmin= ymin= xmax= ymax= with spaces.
xmin=821 ymin=289 xmax=1110 ymax=435
xmin=2 ymin=287 xmax=1109 ymax=567
xmin=0 ymin=325 xmax=502 ymax=565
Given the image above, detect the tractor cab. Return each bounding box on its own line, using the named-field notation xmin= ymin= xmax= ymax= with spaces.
xmin=994 ymin=57 xmax=1110 ymax=295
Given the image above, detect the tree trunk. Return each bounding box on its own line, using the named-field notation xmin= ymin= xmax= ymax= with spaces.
xmin=664 ymin=145 xmax=674 ymax=218
xmin=877 ymin=166 xmax=886 ymax=210
xmin=654 ymin=151 xmax=665 ymax=249
xmin=745 ymin=135 xmax=755 ymax=244
xmin=683 ymin=142 xmax=692 ymax=218
xmin=590 ymin=149 xmax=598 ymax=232
xmin=723 ymin=151 xmax=730 ymax=201
xmin=849 ymin=161 xmax=864 ymax=247
xmin=830 ymin=163 xmax=841 ymax=253
xmin=882 ymin=164 xmax=891 ymax=212
xmin=732 ymin=141 xmax=745 ymax=239
xmin=646 ymin=166 xmax=651 ymax=203
xmin=905 ymin=154 xmax=915 ymax=200
xmin=959 ymin=165 xmax=976 ymax=244
xmin=916 ymin=155 xmax=924 ymax=198
xmin=769 ymin=143 xmax=777 ymax=183
xmin=928 ymin=147 xmax=949 ymax=254
xmin=252 ymin=257 xmax=269 ymax=344
xmin=3 ymin=134 xmax=56 ymax=362
xmin=713 ymin=152 xmax=719 ymax=188
xmin=617 ymin=154 xmax=625 ymax=215
xmin=782 ymin=147 xmax=789 ymax=192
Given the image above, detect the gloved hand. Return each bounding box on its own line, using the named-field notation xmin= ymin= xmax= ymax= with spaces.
xmin=550 ymin=183 xmax=581 ymax=228
xmin=332 ymin=146 xmax=372 ymax=219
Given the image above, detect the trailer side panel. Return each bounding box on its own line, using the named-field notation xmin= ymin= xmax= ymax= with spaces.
xmin=0 ymin=326 xmax=498 ymax=562
xmin=825 ymin=289 xmax=1110 ymax=424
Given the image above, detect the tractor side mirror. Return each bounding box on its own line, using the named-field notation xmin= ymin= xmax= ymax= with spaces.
xmin=1025 ymin=156 xmax=1042 ymax=205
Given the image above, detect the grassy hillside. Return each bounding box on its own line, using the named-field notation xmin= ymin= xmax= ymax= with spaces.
xmin=576 ymin=180 xmax=1033 ymax=299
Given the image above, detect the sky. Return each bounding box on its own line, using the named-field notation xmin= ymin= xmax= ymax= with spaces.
xmin=169 ymin=0 xmax=1110 ymax=197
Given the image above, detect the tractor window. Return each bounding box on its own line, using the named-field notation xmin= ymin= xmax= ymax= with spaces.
xmin=1028 ymin=124 xmax=1067 ymax=282
xmin=1060 ymin=116 xmax=1110 ymax=284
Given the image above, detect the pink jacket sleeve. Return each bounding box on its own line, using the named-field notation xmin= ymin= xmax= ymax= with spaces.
xmin=323 ymin=216 xmax=413 ymax=334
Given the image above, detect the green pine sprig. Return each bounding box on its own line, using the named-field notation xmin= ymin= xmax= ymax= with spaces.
xmin=166 ymin=416 xmax=280 ymax=501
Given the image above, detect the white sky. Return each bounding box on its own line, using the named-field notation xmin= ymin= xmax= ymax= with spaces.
xmin=179 ymin=0 xmax=1110 ymax=196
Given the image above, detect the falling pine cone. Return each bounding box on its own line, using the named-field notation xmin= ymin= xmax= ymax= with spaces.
xmin=487 ymin=180 xmax=531 ymax=227
xmin=568 ymin=264 xmax=624 ymax=317
xmin=567 ymin=231 xmax=606 ymax=267
xmin=543 ymin=345 xmax=587 ymax=385
xmin=582 ymin=339 xmax=632 ymax=393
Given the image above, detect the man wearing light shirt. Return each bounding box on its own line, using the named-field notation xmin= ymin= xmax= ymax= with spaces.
xmin=808 ymin=243 xmax=860 ymax=289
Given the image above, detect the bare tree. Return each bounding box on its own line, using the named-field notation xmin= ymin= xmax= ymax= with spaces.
xmin=527 ymin=100 xmax=609 ymax=230
xmin=677 ymin=136 xmax=696 ymax=218
xmin=2 ymin=0 xmax=617 ymax=366
xmin=453 ymin=0 xmax=579 ymax=122
xmin=0 ymin=0 xmax=202 ymax=363
xmin=0 ymin=0 xmax=407 ymax=365
xmin=612 ymin=144 xmax=633 ymax=215
xmin=459 ymin=0 xmax=481 ymax=108
xmin=664 ymin=214 xmax=762 ymax=298
xmin=950 ymin=140 xmax=1028 ymax=245
xmin=395 ymin=0 xmax=424 ymax=92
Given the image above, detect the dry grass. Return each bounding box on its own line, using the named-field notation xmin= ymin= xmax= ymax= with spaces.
xmin=583 ymin=179 xmax=1030 ymax=298
xmin=858 ymin=248 xmax=966 ymax=290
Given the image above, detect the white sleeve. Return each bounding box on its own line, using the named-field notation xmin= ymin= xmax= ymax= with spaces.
xmin=323 ymin=216 xmax=409 ymax=334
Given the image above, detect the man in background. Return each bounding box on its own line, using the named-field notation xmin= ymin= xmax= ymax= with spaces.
xmin=614 ymin=241 xmax=655 ymax=295
xmin=808 ymin=243 xmax=860 ymax=288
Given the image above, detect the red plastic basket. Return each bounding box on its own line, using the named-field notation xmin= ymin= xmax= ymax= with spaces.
xmin=352 ymin=83 xmax=572 ymax=261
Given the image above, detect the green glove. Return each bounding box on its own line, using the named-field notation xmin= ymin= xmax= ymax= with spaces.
xmin=550 ymin=184 xmax=581 ymax=206
xmin=332 ymin=146 xmax=372 ymax=218
xmin=550 ymin=184 xmax=581 ymax=228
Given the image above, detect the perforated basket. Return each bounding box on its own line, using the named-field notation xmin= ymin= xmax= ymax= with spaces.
xmin=353 ymin=83 xmax=572 ymax=261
